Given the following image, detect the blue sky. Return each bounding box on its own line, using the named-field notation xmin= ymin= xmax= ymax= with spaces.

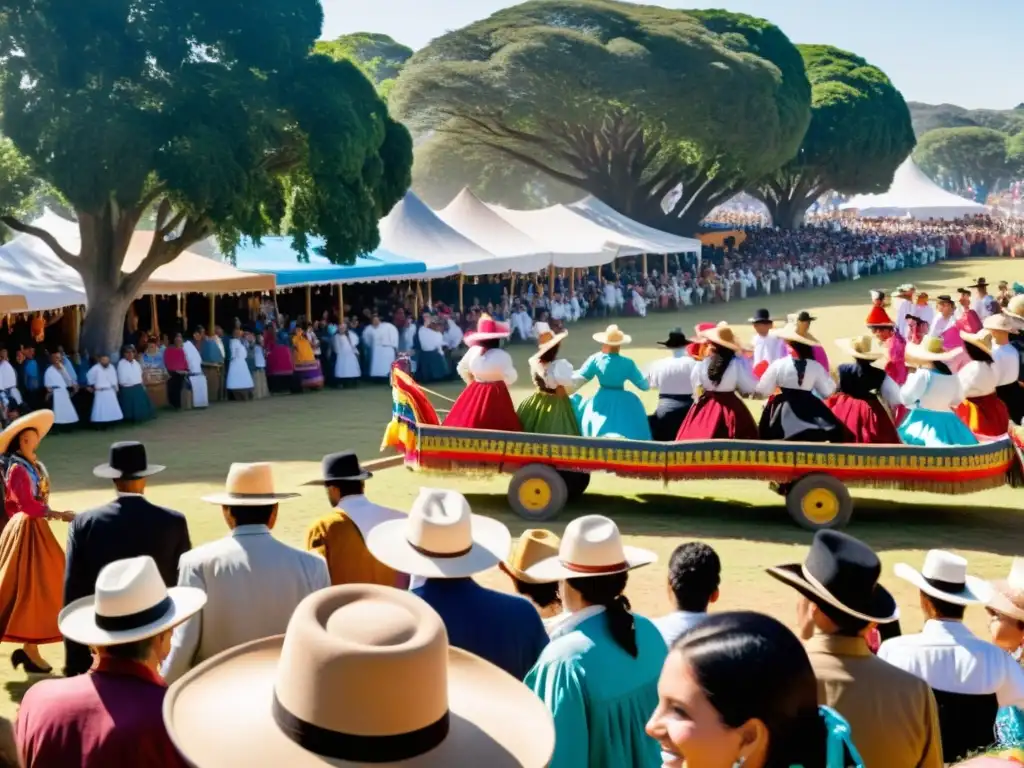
xmin=321 ymin=0 xmax=1022 ymax=109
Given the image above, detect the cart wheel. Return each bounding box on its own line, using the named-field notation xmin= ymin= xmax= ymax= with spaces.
xmin=558 ymin=471 xmax=591 ymax=502
xmin=508 ymin=464 xmax=568 ymax=522
xmin=785 ymin=474 xmax=853 ymax=531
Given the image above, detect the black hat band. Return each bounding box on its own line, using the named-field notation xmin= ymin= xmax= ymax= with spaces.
xmin=95 ymin=595 xmax=173 ymax=632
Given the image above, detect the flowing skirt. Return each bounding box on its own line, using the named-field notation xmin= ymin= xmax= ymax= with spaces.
xmin=118 ymin=384 xmax=156 ymax=423
xmin=226 ymin=358 xmax=255 ymax=392
xmin=252 ymin=369 xmax=270 ymax=400
xmin=759 ymin=388 xmax=842 ymax=442
xmin=898 ymin=408 xmax=980 ymax=448
xmin=90 ymin=389 xmax=123 ymax=423
xmin=956 ymin=393 xmax=1010 ymax=437
xmin=825 ymin=392 xmax=901 ymax=444
xmin=517 ymin=391 xmax=581 ymax=436
xmin=0 ymin=514 xmax=64 ymax=644
xmin=50 ymin=388 xmax=79 ymax=426
xmin=444 ymin=381 xmax=522 ymax=432
xmin=295 ymin=361 xmax=324 ymax=390
xmin=188 ymin=372 xmax=209 ymax=408
xmin=573 ymin=387 xmax=652 ymax=440
xmin=676 ymin=391 xmax=758 ymax=441
xmin=334 ymin=351 xmax=361 ymax=381
xmin=648 ymin=395 xmax=693 ymax=442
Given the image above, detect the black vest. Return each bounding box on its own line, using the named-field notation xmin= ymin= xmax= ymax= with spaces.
xmin=931 ymin=689 xmax=999 ymax=763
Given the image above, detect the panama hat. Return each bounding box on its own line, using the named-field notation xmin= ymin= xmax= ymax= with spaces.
xmin=202 ymin=462 xmax=300 ymax=506
xmin=592 ymin=324 xmax=632 ymax=346
xmin=905 ymin=336 xmax=961 ymax=363
xmin=986 ymin=558 xmax=1024 ymax=622
xmin=767 ymin=531 xmax=898 ymax=624
xmin=0 ymin=410 xmax=54 ymax=455
xmin=501 ymin=529 xmax=561 ymax=584
xmin=304 ymin=451 xmax=372 ymax=486
xmin=93 ymin=441 xmax=166 ymax=480
xmin=894 ymin=550 xmax=991 ymax=606
xmin=983 ymin=313 xmax=1016 ymax=334
xmin=59 ymin=556 xmax=206 ymax=647
xmin=957 ymin=287 xmax=971 ymax=296
xmin=771 ymin=323 xmax=821 ymax=347
xmin=366 ymin=488 xmax=511 ymax=579
xmin=524 ymin=514 xmax=656 ymax=582
xmin=533 ymin=322 xmax=568 ymax=357
xmin=163 ymin=585 xmax=555 ymax=768
xmin=701 ymin=322 xmax=747 ymax=353
xmin=960 ymin=329 xmax=996 ymax=356
xmin=836 ymin=336 xmax=883 ymax=361
xmin=463 ymin=314 xmax=511 ymax=346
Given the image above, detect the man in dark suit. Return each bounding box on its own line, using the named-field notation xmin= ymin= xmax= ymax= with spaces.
xmin=62 ymin=441 xmax=192 ymax=676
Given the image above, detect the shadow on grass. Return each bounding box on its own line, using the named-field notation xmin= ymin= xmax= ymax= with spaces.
xmin=4 ymin=675 xmax=48 ymax=707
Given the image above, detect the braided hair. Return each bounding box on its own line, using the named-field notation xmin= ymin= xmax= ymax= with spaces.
xmin=706 ymin=343 xmax=736 ymax=386
xmin=789 ymin=342 xmax=816 ymax=387
xmin=568 ymin=572 xmax=637 ymax=657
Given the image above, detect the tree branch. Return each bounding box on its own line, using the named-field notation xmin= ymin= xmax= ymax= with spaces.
xmin=468 ymin=138 xmax=589 ymax=190
xmin=0 ymin=215 xmax=80 ymax=269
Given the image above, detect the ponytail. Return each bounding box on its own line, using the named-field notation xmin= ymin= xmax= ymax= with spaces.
xmin=765 ymin=707 xmax=828 ymax=768
xmin=567 ymin=572 xmax=637 ymax=657
xmin=790 ymin=342 xmax=815 ymax=388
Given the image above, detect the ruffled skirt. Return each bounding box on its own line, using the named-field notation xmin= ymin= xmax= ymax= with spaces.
xmin=517 ymin=391 xmax=581 ymax=436
xmin=759 ymin=388 xmax=842 ymax=442
xmin=676 ymin=391 xmax=758 ymax=441
xmin=573 ymin=387 xmax=651 ymax=440
xmin=295 ymin=361 xmax=324 ymax=390
xmin=119 ymin=384 xmax=156 ymax=423
xmin=0 ymin=514 xmax=64 ymax=644
xmin=443 ymin=381 xmax=522 ymax=432
xmin=898 ymin=408 xmax=980 ymax=448
xmin=956 ymin=392 xmax=1010 ymax=437
xmin=825 ymin=392 xmax=901 ymax=444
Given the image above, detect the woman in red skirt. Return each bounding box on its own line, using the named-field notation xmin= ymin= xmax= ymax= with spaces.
xmin=955 ymin=329 xmax=1011 ymax=437
xmin=675 ymin=323 xmax=759 ymax=440
xmin=443 ymin=315 xmax=522 ymax=432
xmin=826 ymin=336 xmax=902 ymax=444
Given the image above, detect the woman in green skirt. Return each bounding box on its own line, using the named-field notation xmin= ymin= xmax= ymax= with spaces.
xmin=517 ymin=323 xmax=581 ymax=436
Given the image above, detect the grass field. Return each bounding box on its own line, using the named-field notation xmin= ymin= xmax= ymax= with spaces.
xmin=3 ymin=256 xmax=1023 ymax=719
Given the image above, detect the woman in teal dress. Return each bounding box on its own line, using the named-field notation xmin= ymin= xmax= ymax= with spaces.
xmin=987 ymin=558 xmax=1024 ymax=751
xmin=517 ymin=323 xmax=580 ymax=436
xmin=573 ymin=325 xmax=652 ymax=440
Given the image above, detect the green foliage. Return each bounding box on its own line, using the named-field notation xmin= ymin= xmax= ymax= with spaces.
xmin=391 ymin=0 xmax=811 ymax=234
xmin=914 ymin=127 xmax=1011 ymax=192
xmin=909 ymin=102 xmax=1024 ymax=138
xmin=1008 ymin=132 xmax=1024 ymax=176
xmin=314 ymin=32 xmax=413 ymax=96
xmin=0 ymin=135 xmax=41 ymax=218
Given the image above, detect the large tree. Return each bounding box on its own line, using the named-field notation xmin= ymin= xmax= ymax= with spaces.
xmin=1008 ymin=131 xmax=1024 ymax=177
xmin=0 ymin=0 xmax=412 ymax=356
xmin=749 ymin=45 xmax=915 ymax=229
xmin=390 ymin=0 xmax=811 ymax=235
xmin=314 ymin=32 xmax=413 ymax=100
xmin=914 ymin=127 xmax=1011 ymax=201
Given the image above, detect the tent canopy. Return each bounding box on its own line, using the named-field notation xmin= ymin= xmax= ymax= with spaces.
xmin=841 ymin=158 xmax=989 ymax=220
xmin=567 ymin=197 xmax=702 ymax=254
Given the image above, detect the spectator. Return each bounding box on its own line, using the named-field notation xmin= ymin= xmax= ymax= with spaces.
xmin=654 ymin=541 xmax=721 ymax=647
xmin=499 ymin=529 xmax=565 ymax=632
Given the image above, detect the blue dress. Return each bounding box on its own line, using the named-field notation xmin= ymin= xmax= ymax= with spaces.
xmin=572 ymin=353 xmax=652 ymax=440
xmin=897 ymin=369 xmax=979 ymax=448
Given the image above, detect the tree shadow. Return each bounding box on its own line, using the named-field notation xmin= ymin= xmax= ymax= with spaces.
xmin=4 ymin=675 xmax=47 ymax=707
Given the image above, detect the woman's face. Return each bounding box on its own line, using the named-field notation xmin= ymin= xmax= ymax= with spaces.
xmin=18 ymin=429 xmax=40 ymax=456
xmin=987 ymin=607 xmax=1024 ymax=652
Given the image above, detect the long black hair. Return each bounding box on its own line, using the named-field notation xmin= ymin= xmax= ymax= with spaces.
xmin=2 ymin=429 xmax=34 ymax=457
xmin=477 ymin=338 xmax=502 ymax=352
xmin=706 ymin=343 xmax=736 ymax=386
xmin=567 ymin=572 xmax=637 ymax=657
xmin=673 ymin=612 xmax=827 ymax=768
xmin=964 ymin=342 xmax=993 ymax=364
xmin=932 ymin=361 xmax=952 ymax=375
xmin=789 ymin=342 xmax=815 ymax=387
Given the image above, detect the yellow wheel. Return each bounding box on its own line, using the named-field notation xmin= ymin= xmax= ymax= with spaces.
xmin=801 ymin=488 xmax=839 ymax=525
xmin=508 ymin=464 xmax=568 ymax=522
xmin=785 ymin=474 xmax=853 ymax=530
xmin=518 ymin=478 xmax=553 ymax=511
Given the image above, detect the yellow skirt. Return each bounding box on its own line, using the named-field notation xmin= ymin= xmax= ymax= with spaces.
xmin=0 ymin=514 xmax=65 ymax=644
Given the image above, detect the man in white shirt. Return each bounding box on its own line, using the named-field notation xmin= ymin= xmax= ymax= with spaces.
xmin=749 ymin=309 xmax=786 ymax=378
xmin=893 ymin=285 xmax=915 ymax=339
xmin=0 ymin=349 xmax=23 ymax=415
xmin=653 ymin=541 xmax=720 ymax=648
xmin=971 ymin=278 xmax=999 ymax=321
xmin=365 ymin=313 xmax=398 ymax=381
xmin=879 ymin=549 xmax=1024 ymax=763
xmin=928 ymin=295 xmax=957 ymax=339
xmin=415 ymin=315 xmax=449 ymax=384
xmin=985 ymin=313 xmax=1024 ymax=424
xmin=183 ymin=330 xmax=209 ymax=408
xmin=646 ymin=328 xmax=697 ymax=441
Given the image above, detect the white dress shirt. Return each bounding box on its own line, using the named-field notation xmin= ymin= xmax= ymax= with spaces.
xmin=973 ymin=295 xmax=999 ymax=321
xmin=929 ymin=314 xmax=957 ymax=338
xmin=457 ymin=346 xmax=517 ymax=386
xmin=756 ymin=357 xmax=835 ymax=398
xmin=992 ymin=342 xmax=1020 ymax=386
xmin=958 ymin=360 xmax=998 ymax=398
xmin=116 ymin=358 xmax=143 ymax=387
xmin=691 ymin=357 xmax=757 ymax=395
xmin=901 ymin=370 xmax=964 ymax=411
xmin=417 ymin=326 xmax=445 ymax=353
xmin=752 ymin=333 xmax=787 ymax=368
xmin=646 ymin=354 xmax=697 ymax=396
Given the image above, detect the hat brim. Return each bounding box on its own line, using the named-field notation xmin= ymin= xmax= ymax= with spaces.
xmin=366 ymin=515 xmax=512 ymax=579
xmin=93 ymin=464 xmax=167 ymax=480
xmin=522 ymin=546 xmax=657 ymax=582
xmin=59 ymin=587 xmax=207 ymax=646
xmin=766 ymin=564 xmax=898 ymax=624
xmin=464 ymin=331 xmax=510 ymax=345
xmin=986 ymin=580 xmax=1024 ymax=622
xmin=701 ymin=328 xmax=747 ymax=353
xmin=656 ymin=339 xmax=691 ymax=348
xmin=592 ymin=333 xmax=632 ymax=346
xmin=201 ymin=492 xmax=300 ymax=506
xmin=0 ymin=410 xmax=54 ymax=455
xmin=301 ymin=471 xmax=372 ymax=487
xmin=163 ymin=637 xmax=555 ymax=768
xmin=771 ymin=328 xmax=822 ymax=348
xmin=748 ymin=317 xmax=777 ymax=325
xmin=904 ymin=344 xmax=961 ymax=363
xmin=835 ymin=338 xmax=883 ymax=362
xmin=893 ymin=563 xmax=991 ymax=606
xmin=536 ymin=331 xmax=569 ymax=357
xmin=959 ymin=331 xmax=993 ymax=356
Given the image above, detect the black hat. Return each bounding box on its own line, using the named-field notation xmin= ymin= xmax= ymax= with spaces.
xmin=748 ymin=309 xmax=776 ymax=325
xmin=969 ymin=278 xmax=988 ymax=288
xmin=657 ymin=328 xmax=691 ymax=349
xmin=795 ymin=310 xmax=817 ymax=323
xmin=93 ymin=442 xmax=166 ymax=480
xmin=957 ymin=287 xmax=971 ymax=296
xmin=936 ymin=294 xmax=954 ymax=304
xmin=305 ymin=451 xmax=372 ymax=486
xmin=766 ymin=530 xmax=898 ymax=624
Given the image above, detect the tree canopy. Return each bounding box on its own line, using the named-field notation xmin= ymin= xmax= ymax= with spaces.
xmin=1008 ymin=131 xmax=1024 ymax=177
xmin=914 ymin=127 xmax=1011 ymax=201
xmin=909 ymin=102 xmax=1024 ymax=138
xmin=314 ymin=32 xmax=413 ymax=100
xmin=391 ymin=0 xmax=811 ymax=234
xmin=0 ymin=134 xmax=42 ymax=221
xmin=0 ymin=0 xmax=412 ymax=354
xmin=750 ymin=44 xmax=915 ymax=228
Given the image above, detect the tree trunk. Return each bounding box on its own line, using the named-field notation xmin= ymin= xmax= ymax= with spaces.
xmin=78 ymin=272 xmax=132 ymax=359
xmin=766 ymin=196 xmax=808 ymax=230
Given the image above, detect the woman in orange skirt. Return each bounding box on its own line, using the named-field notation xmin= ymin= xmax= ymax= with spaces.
xmin=0 ymin=410 xmax=74 ymax=674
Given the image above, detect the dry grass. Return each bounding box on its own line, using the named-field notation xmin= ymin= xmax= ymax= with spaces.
xmin=3 ymin=257 xmax=1023 ymax=719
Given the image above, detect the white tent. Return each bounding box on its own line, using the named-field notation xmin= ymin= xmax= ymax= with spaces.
xmin=0 ymin=230 xmax=87 ymax=312
xmin=841 ymin=158 xmax=989 ymax=220
xmin=567 ymin=197 xmax=702 ymax=254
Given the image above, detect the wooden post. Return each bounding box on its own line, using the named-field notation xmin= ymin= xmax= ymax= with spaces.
xmin=181 ymin=294 xmax=188 ymax=332
xmin=337 ymin=283 xmax=344 ymax=321
xmin=208 ymin=292 xmax=215 ymax=330
xmin=150 ymin=294 xmax=160 ymax=337
xmin=304 ymin=285 xmax=312 ymax=321
xmin=548 ymin=258 xmax=555 ymax=300
xmin=70 ymin=306 xmax=81 ymax=352
xmin=427 ymin=280 xmax=433 ymax=307
xmin=642 ymin=253 xmax=648 ymax=276
xmin=510 ymin=271 xmax=517 ymax=298
xmin=458 ymin=274 xmax=465 ymax=311
xmin=663 ymin=253 xmax=668 ymax=275
xmin=569 ymin=268 xmax=575 ymax=293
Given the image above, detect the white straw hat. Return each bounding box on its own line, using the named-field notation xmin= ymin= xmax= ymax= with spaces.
xmin=904 ymin=336 xmax=961 ymax=363
xmin=836 ymin=336 xmax=883 ymax=362
xmin=202 ymin=462 xmax=300 ymax=506
xmin=893 ymin=550 xmax=991 ymax=606
xmin=771 ymin=324 xmax=821 ymax=348
xmin=592 ymin=325 xmax=632 ymax=346
xmin=523 ymin=514 xmax=656 ymax=582
xmin=986 ymin=558 xmax=1024 ymax=622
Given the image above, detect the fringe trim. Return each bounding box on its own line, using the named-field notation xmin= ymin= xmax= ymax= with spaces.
xmin=844 ymin=474 xmax=1009 ymax=494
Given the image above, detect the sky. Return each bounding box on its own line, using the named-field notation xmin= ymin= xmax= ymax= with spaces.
xmin=321 ymin=0 xmax=1022 ymax=110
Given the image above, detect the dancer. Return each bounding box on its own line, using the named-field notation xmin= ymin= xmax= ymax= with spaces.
xmin=645 ymin=328 xmax=697 ymax=441
xmin=443 ymin=315 xmax=521 ymax=432
xmin=573 ymin=325 xmax=651 ymax=440
xmin=292 ymin=324 xmax=324 ymax=390
xmin=264 ymin=324 xmax=297 ymax=394
xmin=43 ymin=352 xmax=78 ymax=431
xmin=517 ymin=323 xmax=580 ymax=437
xmin=898 ymin=337 xmax=979 ymax=447
xmin=116 ymin=346 xmax=156 ymax=423
xmin=787 ymin=311 xmax=830 ymax=370
xmin=757 ymin=323 xmax=841 ymax=442
xmin=985 ymin=314 xmax=1024 ymax=425
xmin=675 ymin=323 xmax=758 ymax=441
xmin=749 ymin=308 xmax=785 ymax=379
xmin=827 ymin=337 xmax=901 ymax=444
xmin=225 ymin=328 xmax=255 ymax=400
xmin=0 ymin=411 xmax=73 ymax=674
xmin=86 ymin=353 xmax=123 ymax=428
xmin=893 ymin=285 xmax=915 ymax=338
xmin=956 ymin=288 xmax=983 ymax=333
xmin=331 ymin=320 xmax=361 ymax=388
xmin=956 ymin=329 xmax=1011 ymax=437
xmin=866 ymin=303 xmax=908 ymax=385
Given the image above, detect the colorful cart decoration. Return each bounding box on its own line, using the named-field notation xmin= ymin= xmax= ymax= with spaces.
xmin=383 ymin=372 xmax=1024 ymax=530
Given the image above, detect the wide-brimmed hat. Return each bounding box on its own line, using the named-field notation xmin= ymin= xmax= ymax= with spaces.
xmin=896 ymin=283 xmax=916 ymax=296
xmin=969 ymin=277 xmax=989 ymax=289
xmin=366 ymin=488 xmax=511 ymax=579
xmin=592 ymin=324 xmax=632 ymax=346
xmin=771 ymin=324 xmax=821 ymax=348
xmin=957 ymin=287 xmax=971 ymax=296
xmin=986 ymin=558 xmax=1024 ymax=622
xmin=748 ymin=308 xmax=777 ymax=325
xmin=464 ymin=315 xmax=511 ymax=345
xmin=533 ymin=322 xmax=568 ymax=357
xmin=524 ymin=514 xmax=656 ymax=582
xmin=657 ymin=328 xmax=691 ymax=348
xmin=702 ymin=322 xmax=747 ymax=352
xmin=836 ymin=336 xmax=883 ymax=362
xmin=304 ymin=451 xmax=372 ymax=486
xmin=501 ymin=529 xmax=561 ymax=585
xmin=894 ymin=549 xmax=991 ymax=606
xmin=983 ymin=313 xmax=1016 ymax=334
xmin=202 ymin=462 xmax=300 ymax=506
xmin=1004 ymin=295 xmax=1024 ymax=323
xmin=935 ymin=294 xmax=955 ymax=306
xmin=60 ymin=556 xmax=206 ymax=646
xmin=0 ymin=410 xmax=54 ymax=455
xmin=93 ymin=441 xmax=166 ymax=480
xmin=864 ymin=305 xmax=895 ymax=328
xmin=960 ymin=329 xmax=995 ymax=356
xmin=163 ymin=585 xmax=555 ymax=768
xmin=791 ymin=310 xmax=817 ymax=323
xmin=905 ymin=336 xmax=961 ymax=363
xmin=694 ymin=322 xmax=717 ymax=339
xmin=767 ymin=531 xmax=898 ymax=624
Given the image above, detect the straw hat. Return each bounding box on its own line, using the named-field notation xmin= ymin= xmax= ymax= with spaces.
xmin=592 ymin=324 xmax=632 ymax=346
xmin=0 ymin=410 xmax=54 ymax=455
xmin=59 ymin=556 xmax=206 ymax=647
xmin=983 ymin=313 xmax=1016 ymax=334
xmin=893 ymin=550 xmax=991 ymax=606
xmin=501 ymin=529 xmax=561 ymax=584
xmin=533 ymin=322 xmax=568 ymax=357
xmin=771 ymin=324 xmax=821 ymax=348
xmin=986 ymin=557 xmax=1024 ymax=622
xmin=701 ymin=322 xmax=747 ymax=353
xmin=836 ymin=336 xmax=883 ymax=362
xmin=366 ymin=488 xmax=511 ymax=579
xmin=523 ymin=514 xmax=656 ymax=582
xmin=163 ymin=585 xmax=555 ymax=768
xmin=905 ymin=336 xmax=961 ymax=363
xmin=1004 ymin=295 xmax=1024 ymax=323
xmin=464 ymin=314 xmax=511 ymax=345
xmin=960 ymin=329 xmax=996 ymax=356
xmin=201 ymin=462 xmax=300 ymax=506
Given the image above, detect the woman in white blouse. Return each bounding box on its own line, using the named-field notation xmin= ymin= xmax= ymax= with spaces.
xmin=898 ymin=336 xmax=979 ymax=447
xmin=675 ymin=323 xmax=759 ymax=440
xmin=516 ymin=323 xmax=579 ymax=436
xmin=443 ymin=315 xmax=522 ymax=432
xmin=756 ymin=324 xmax=841 ymax=442
xmin=955 ymin=329 xmax=1010 ymax=437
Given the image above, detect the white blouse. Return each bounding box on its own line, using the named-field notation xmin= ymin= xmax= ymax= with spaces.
xmin=116 ymin=359 xmax=143 ymax=387
xmin=900 ymin=369 xmax=964 ymax=411
xmin=458 ymin=346 xmax=518 ymax=386
xmin=531 ymin=358 xmax=574 ymax=390
xmin=958 ymin=360 xmax=998 ymax=399
xmin=992 ymin=343 xmax=1020 ymax=387
xmin=756 ymin=357 xmax=835 ymax=399
xmin=691 ymin=356 xmax=757 ymax=395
